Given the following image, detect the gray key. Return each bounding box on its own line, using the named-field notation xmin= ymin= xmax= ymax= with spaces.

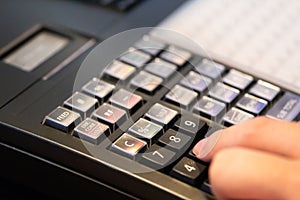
xmin=158 ymin=129 xmax=192 ymax=150
xmin=223 ymin=69 xmax=253 ymax=90
xmin=73 ymin=118 xmax=110 ymax=144
xmin=141 ymin=144 xmax=176 ymax=168
xmin=193 ymin=96 xmax=226 ymax=121
xmin=134 ymin=36 xmax=166 ymax=55
xmin=266 ymin=92 xmax=300 ymax=121
xmin=180 ymin=71 xmax=212 ymax=93
xmin=145 ymin=58 xmax=177 ymax=79
xmin=111 ymin=133 xmax=147 ymax=159
xmin=128 ymin=118 xmax=163 ymax=145
xmin=64 ymin=91 xmax=98 ymax=118
xmin=145 ymin=103 xmax=178 ymax=128
xmin=249 ymin=80 xmax=280 ymax=101
xmin=209 ymin=82 xmax=240 ymax=105
xmin=109 ymin=88 xmax=143 ymax=114
xmin=92 ymin=103 xmax=127 ymax=131
xmin=160 ymin=46 xmax=192 ymax=66
xmin=195 ymin=58 xmax=225 ymax=79
xmin=104 ymin=60 xmax=136 ymax=81
xmin=82 ymin=78 xmax=115 ymax=103
xmin=130 ymin=71 xmax=163 ymax=94
xmin=236 ymin=93 xmax=268 ymax=115
xmin=43 ymin=106 xmax=81 ymax=133
xmin=119 ymin=48 xmax=151 ymax=68
xmin=223 ymin=107 xmax=254 ymax=126
xmin=165 ymin=84 xmax=198 ymax=109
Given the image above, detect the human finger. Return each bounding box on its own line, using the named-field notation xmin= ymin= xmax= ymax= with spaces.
xmin=193 ymin=116 xmax=300 ymax=162
xmin=209 ymin=147 xmax=298 ymax=200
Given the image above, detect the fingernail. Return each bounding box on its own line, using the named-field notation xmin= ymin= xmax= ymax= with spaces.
xmin=193 ymin=130 xmax=222 ymax=159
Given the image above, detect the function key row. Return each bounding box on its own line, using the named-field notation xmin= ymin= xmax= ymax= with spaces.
xmin=43 ymin=75 xmax=146 ymax=144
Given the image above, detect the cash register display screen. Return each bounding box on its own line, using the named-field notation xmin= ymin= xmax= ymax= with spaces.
xmin=3 ymin=31 xmax=69 ymax=72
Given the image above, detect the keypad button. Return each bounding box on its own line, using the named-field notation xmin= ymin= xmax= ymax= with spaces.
xmin=195 ymin=58 xmax=225 ymax=80
xmin=109 ymin=88 xmax=143 ymax=114
xmin=170 ymin=157 xmax=207 ymax=185
xmin=180 ymin=71 xmax=212 ymax=93
xmin=141 ymin=144 xmax=176 ymax=169
xmin=158 ymin=129 xmax=192 ymax=151
xmin=144 ymin=58 xmax=177 ymax=79
xmin=223 ymin=107 xmax=254 ymax=126
xmin=128 ymin=118 xmax=163 ymax=145
xmin=104 ymin=60 xmax=136 ymax=82
xmin=92 ymin=103 xmax=127 ymax=131
xmin=73 ymin=118 xmax=110 ymax=144
xmin=266 ymin=92 xmax=300 ymax=121
xmin=209 ymin=82 xmax=240 ymax=105
xmin=82 ymin=78 xmax=115 ymax=103
xmin=165 ymin=85 xmax=198 ymax=109
xmin=193 ymin=96 xmax=226 ymax=121
xmin=145 ymin=103 xmax=178 ymax=129
xmin=119 ymin=48 xmax=151 ymax=68
xmin=222 ymin=69 xmax=253 ymax=90
xmin=236 ymin=93 xmax=268 ymax=115
xmin=174 ymin=114 xmax=207 ymax=136
xmin=160 ymin=46 xmax=192 ymax=66
xmin=249 ymin=80 xmax=280 ymax=101
xmin=134 ymin=36 xmax=166 ymax=56
xmin=43 ymin=106 xmax=81 ymax=133
xmin=111 ymin=133 xmax=147 ymax=159
xmin=64 ymin=91 xmax=98 ymax=118
xmin=130 ymin=71 xmax=163 ymax=94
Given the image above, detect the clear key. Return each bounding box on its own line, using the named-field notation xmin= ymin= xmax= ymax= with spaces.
xmin=111 ymin=133 xmax=147 ymax=159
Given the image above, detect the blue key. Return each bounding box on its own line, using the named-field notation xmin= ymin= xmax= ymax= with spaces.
xmin=193 ymin=96 xmax=226 ymax=121
xmin=222 ymin=69 xmax=253 ymax=90
xmin=266 ymin=92 xmax=300 ymax=121
xmin=249 ymin=80 xmax=280 ymax=101
xmin=223 ymin=107 xmax=254 ymax=127
xmin=209 ymin=82 xmax=240 ymax=105
xmin=195 ymin=58 xmax=225 ymax=79
xmin=236 ymin=93 xmax=268 ymax=115
xmin=180 ymin=71 xmax=212 ymax=93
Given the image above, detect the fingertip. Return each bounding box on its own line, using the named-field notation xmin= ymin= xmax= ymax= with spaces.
xmin=193 ymin=130 xmax=222 ymax=161
xmin=192 ymin=139 xmax=203 ymax=157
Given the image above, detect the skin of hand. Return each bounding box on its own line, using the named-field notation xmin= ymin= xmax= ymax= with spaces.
xmin=192 ymin=116 xmax=300 ymax=200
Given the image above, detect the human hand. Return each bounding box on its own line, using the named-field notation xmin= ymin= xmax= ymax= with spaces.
xmin=193 ymin=116 xmax=300 ymax=200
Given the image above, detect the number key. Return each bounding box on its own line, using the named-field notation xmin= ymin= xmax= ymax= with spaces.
xmin=174 ymin=114 xmax=207 ymax=136
xmin=141 ymin=144 xmax=176 ymax=169
xmin=158 ymin=129 xmax=192 ymax=151
xmin=170 ymin=157 xmax=207 ymax=185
